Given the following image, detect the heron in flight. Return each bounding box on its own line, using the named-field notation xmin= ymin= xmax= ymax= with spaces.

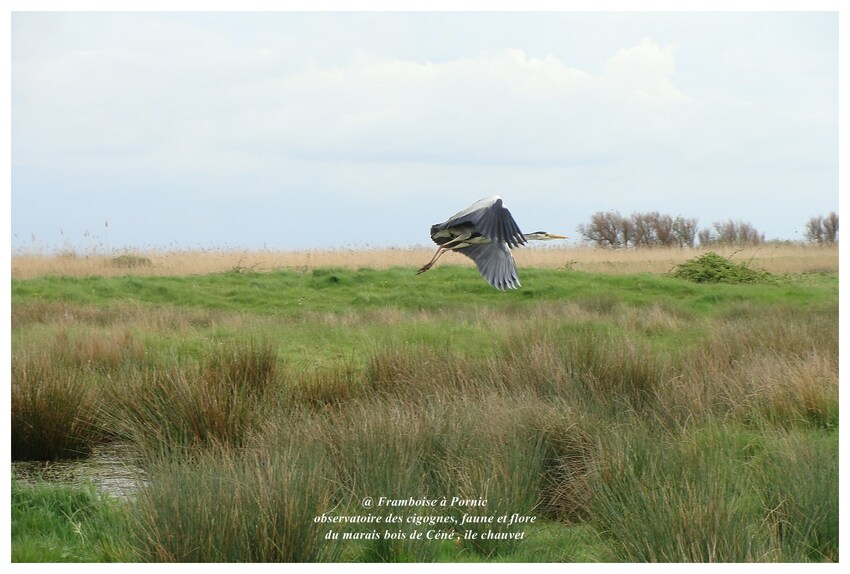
xmin=417 ymin=195 xmax=566 ymax=290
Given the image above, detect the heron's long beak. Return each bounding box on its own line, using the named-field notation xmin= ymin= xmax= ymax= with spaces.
xmin=545 ymin=233 xmax=567 ymax=239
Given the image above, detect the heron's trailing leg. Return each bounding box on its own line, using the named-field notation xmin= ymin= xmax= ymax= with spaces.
xmin=417 ymin=247 xmax=448 ymax=275
xmin=416 ymin=232 xmax=472 ymax=275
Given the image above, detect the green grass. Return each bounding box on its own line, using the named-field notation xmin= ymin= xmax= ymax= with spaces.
xmin=11 ymin=265 xmax=836 ymax=317
xmin=11 ymin=480 xmax=134 ymax=562
xmin=11 ymin=265 xmax=838 ymax=562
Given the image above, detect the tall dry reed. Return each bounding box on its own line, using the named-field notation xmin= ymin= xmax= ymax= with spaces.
xmin=11 ymin=244 xmax=838 ymax=279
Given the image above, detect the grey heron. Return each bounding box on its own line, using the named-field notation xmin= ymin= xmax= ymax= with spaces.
xmin=417 ymin=195 xmax=566 ymax=290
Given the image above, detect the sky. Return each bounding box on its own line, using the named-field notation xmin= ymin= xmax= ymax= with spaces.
xmin=9 ymin=7 xmax=841 ymax=252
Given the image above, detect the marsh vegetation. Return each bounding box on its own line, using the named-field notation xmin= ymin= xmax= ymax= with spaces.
xmin=11 ymin=248 xmax=838 ymax=562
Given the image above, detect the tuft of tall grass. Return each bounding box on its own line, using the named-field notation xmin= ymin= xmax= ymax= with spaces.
xmin=591 ymin=422 xmax=777 ymax=562
xmin=51 ymin=325 xmax=146 ymax=373
xmin=297 ymin=395 xmax=588 ymax=561
xmin=760 ymin=430 xmax=838 ymax=561
xmin=730 ymin=352 xmax=837 ymax=430
xmin=662 ymin=312 xmax=838 ymax=428
xmin=106 ymin=339 xmax=281 ymax=453
xmin=203 ymin=338 xmax=280 ymax=397
xmin=286 ymin=360 xmax=363 ymax=408
xmin=130 ymin=438 xmax=339 ymax=562
xmin=529 ymin=409 xmax=596 ymax=525
xmin=12 ymin=348 xmax=103 ymax=460
xmin=440 ymin=419 xmax=549 ymax=558
xmin=363 ymin=343 xmax=476 ymax=399
xmin=317 ymin=399 xmax=438 ymax=562
xmin=506 ymin=325 xmax=673 ymax=414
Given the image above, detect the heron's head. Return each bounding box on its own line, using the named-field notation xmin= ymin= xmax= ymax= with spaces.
xmin=525 ymin=231 xmax=567 ymax=241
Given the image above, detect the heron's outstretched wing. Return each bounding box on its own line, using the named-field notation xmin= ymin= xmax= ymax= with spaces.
xmin=431 ymin=196 xmax=527 ymax=248
xmin=456 ymin=241 xmax=521 ymax=290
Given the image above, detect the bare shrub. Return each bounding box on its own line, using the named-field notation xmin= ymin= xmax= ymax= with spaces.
xmin=672 ymin=216 xmax=698 ymax=247
xmin=805 ymin=213 xmax=838 ymax=245
xmin=580 ymin=211 xmax=698 ymax=248
xmin=577 ymin=210 xmax=628 ymax=248
xmin=702 ymin=220 xmax=764 ymax=246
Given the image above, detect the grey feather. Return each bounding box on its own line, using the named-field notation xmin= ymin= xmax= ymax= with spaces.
xmin=457 ymin=242 xmax=521 ymax=290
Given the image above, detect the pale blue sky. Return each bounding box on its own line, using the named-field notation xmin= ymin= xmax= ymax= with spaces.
xmin=10 ymin=10 xmax=839 ymax=252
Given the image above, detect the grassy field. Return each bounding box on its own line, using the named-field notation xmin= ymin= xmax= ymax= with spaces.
xmin=10 ymin=247 xmax=838 ymax=562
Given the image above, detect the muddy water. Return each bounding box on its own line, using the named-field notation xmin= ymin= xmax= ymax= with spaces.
xmin=12 ymin=443 xmax=145 ymax=500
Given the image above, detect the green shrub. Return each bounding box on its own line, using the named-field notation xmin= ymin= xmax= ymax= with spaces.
xmin=670 ymin=252 xmax=775 ymax=284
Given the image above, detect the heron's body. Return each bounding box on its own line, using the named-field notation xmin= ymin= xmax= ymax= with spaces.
xmin=417 ymin=196 xmax=565 ymax=290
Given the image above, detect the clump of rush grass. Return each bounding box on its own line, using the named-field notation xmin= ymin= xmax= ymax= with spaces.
xmin=437 ymin=407 xmax=554 ymax=559
xmin=529 ymin=408 xmax=596 ymax=525
xmin=564 ymin=329 xmax=672 ymax=414
xmin=415 ymin=398 xmax=595 ymax=559
xmin=203 ymin=338 xmax=280 ymax=398
xmin=728 ymin=352 xmax=838 ymax=430
xmin=130 ymin=437 xmax=339 ymax=562
xmin=362 ymin=343 xmax=456 ymax=399
xmin=494 ymin=321 xmax=675 ymax=414
xmin=658 ymin=311 xmax=839 ymax=428
xmin=11 ymin=348 xmax=103 ymax=460
xmin=714 ymin=308 xmax=837 ymax=364
xmin=107 ymin=339 xmax=281 ymax=452
xmin=760 ymin=430 xmax=838 ymax=562
xmin=286 ymin=361 xmax=363 ymax=408
xmin=50 ymin=324 xmax=146 ymax=373
xmin=591 ymin=421 xmax=777 ymax=562
xmin=318 ymin=399 xmax=439 ymax=562
xmin=310 ymin=395 xmax=592 ymax=561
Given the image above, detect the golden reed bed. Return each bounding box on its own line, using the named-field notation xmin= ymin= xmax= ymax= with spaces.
xmin=11 ymin=244 xmax=837 ymax=280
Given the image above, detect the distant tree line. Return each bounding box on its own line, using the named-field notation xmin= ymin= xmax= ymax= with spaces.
xmin=698 ymin=220 xmax=764 ymax=247
xmin=804 ymin=212 xmax=839 ymax=245
xmin=578 ymin=210 xmax=837 ymax=248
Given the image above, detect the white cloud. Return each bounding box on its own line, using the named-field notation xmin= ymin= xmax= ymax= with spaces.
xmin=602 ymin=38 xmax=688 ymax=103
xmin=14 ymin=27 xmax=696 ymax=167
xmin=10 ymin=12 xmax=838 ymax=249
xmin=205 ymin=41 xmax=698 ymax=169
